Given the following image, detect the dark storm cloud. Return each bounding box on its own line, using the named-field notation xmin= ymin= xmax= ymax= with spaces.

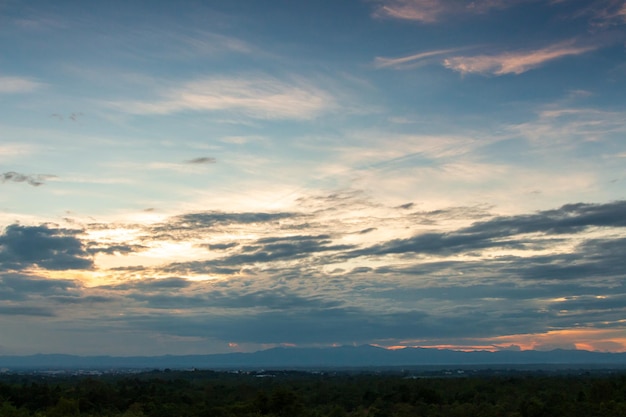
xmin=348 ymin=231 xmax=521 ymax=258
xmin=184 ymin=156 xmax=216 ymax=164
xmin=0 ymin=224 xmax=93 ymax=271
xmin=102 ymin=277 xmax=625 ymax=345
xmin=547 ymin=294 xmax=626 ymax=312
xmin=118 ymin=302 xmax=573 ymax=345
xmin=0 ymin=273 xmax=77 ymax=301
xmin=163 ymin=234 xmax=354 ymax=272
xmin=86 ymin=243 xmax=147 ymax=255
xmin=1 ymin=171 xmax=55 ymax=186
xmin=50 ymin=295 xmax=115 ymax=304
xmin=499 ymin=237 xmax=626 ymax=282
xmin=579 ymin=236 xmax=626 ymax=259
xmin=161 ymin=261 xmax=241 ymax=275
xmin=99 ymin=277 xmax=193 ymax=293
xmin=112 ymin=277 xmax=192 ymax=290
xmin=367 ymin=234 xmax=626 ymax=286
xmin=107 ymin=278 xmax=342 ymax=311
xmin=151 ymin=211 xmax=298 ymax=238
xmin=214 ymin=290 xmax=342 ymax=310
xmin=214 ymin=235 xmax=355 ymax=266
xmin=463 ymin=201 xmax=626 ymax=235
xmin=172 ymin=211 xmax=295 ymax=227
xmin=0 ymin=305 xmax=55 ymax=317
xmin=349 ymin=201 xmax=626 ymax=258
xmin=120 ymin=307 xmax=434 ymax=344
xmin=196 ymin=242 xmax=239 ymax=251
xmin=0 ymin=272 xmax=115 ymax=313
xmin=129 ymin=293 xmax=209 ymax=309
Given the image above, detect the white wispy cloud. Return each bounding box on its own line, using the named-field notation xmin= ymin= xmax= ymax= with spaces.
xmin=511 ymin=107 xmax=626 ymax=144
xmin=0 ymin=143 xmax=37 ymax=161
xmin=0 ymin=76 xmax=42 ymax=93
xmin=108 ymin=75 xmax=335 ymax=120
xmin=374 ymin=48 xmax=459 ymax=69
xmin=443 ymin=42 xmax=596 ymax=75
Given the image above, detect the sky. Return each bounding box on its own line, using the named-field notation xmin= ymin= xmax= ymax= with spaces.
xmin=1 ymin=0 xmax=626 ymax=356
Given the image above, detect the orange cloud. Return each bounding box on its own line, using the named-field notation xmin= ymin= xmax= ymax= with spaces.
xmin=381 ymin=328 xmax=626 ymax=352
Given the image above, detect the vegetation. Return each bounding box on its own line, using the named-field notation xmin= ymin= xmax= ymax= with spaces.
xmin=1 ymin=369 xmax=626 ymax=416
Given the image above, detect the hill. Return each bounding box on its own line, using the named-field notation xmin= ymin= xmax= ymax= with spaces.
xmin=1 ymin=345 xmax=626 ymax=370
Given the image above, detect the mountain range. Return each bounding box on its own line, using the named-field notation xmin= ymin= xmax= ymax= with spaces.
xmin=1 ymin=345 xmax=626 ymax=370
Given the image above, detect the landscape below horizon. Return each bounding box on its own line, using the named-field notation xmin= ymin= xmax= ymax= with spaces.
xmin=1 ymin=0 xmax=626 ymax=358
xmin=2 ymin=345 xmax=626 ymax=370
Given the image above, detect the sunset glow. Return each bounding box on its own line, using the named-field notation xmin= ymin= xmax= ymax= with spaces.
xmin=1 ymin=0 xmax=625 ymax=357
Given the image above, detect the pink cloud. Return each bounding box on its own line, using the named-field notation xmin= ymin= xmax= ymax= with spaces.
xmin=373 ymin=0 xmax=528 ymax=23
xmin=443 ymin=43 xmax=596 ymax=75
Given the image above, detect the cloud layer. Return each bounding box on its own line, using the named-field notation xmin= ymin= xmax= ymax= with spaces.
xmin=2 ymin=198 xmax=625 ymax=354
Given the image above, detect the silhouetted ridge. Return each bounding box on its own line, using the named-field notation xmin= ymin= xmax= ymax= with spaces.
xmin=1 ymin=345 xmax=625 ymax=370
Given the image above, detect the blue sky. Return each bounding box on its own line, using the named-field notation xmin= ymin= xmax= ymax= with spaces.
xmin=1 ymin=0 xmax=626 ymax=356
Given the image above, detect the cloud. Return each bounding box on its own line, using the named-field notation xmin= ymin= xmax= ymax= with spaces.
xmin=50 ymin=112 xmax=84 ymax=122
xmin=348 ymin=200 xmax=626 ymax=258
xmin=184 ymin=157 xmax=216 ymax=164
xmin=105 ymin=277 xmax=192 ymax=292
xmin=0 ymin=273 xmax=77 ymax=301
xmin=127 ymin=29 xmax=253 ymax=59
xmin=1 ymin=171 xmax=55 ymax=186
xmin=2 ymin=198 xmax=623 ymax=353
xmin=109 ymin=75 xmax=335 ymax=120
xmin=118 ymin=306 xmax=437 ymax=345
xmin=0 ymin=144 xmax=36 ymax=162
xmin=210 ymin=235 xmax=355 ymax=267
xmin=199 ymin=242 xmax=239 ymax=251
xmin=373 ymin=0 xmax=449 ymax=23
xmin=580 ymin=0 xmax=626 ymax=27
xmin=0 ymin=76 xmax=42 ymax=93
xmin=374 ymin=48 xmax=459 ymax=69
xmin=443 ymin=42 xmax=596 ymax=75
xmin=372 ymin=0 xmax=528 ymax=23
xmin=0 ymin=224 xmax=93 ymax=271
xmin=86 ymin=243 xmax=147 ymax=255
xmin=509 ymin=106 xmax=626 ymax=148
xmin=153 ymin=211 xmax=298 ymax=236
xmin=126 ymin=286 xmax=342 ymax=312
xmin=0 ymin=305 xmax=55 ymax=317
xmin=50 ymin=295 xmax=115 ymax=305
xmin=162 ymin=234 xmax=355 ymax=274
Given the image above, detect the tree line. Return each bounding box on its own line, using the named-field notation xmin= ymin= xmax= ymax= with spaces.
xmin=0 ymin=369 xmax=625 ymax=417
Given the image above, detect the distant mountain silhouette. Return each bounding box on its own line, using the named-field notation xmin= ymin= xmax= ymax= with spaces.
xmin=1 ymin=345 xmax=625 ymax=370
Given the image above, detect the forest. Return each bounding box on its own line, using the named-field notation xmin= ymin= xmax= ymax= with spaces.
xmin=1 ymin=369 xmax=626 ymax=417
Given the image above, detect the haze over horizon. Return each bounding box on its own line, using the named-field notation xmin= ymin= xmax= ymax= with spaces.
xmin=1 ymin=0 xmax=626 ymax=357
